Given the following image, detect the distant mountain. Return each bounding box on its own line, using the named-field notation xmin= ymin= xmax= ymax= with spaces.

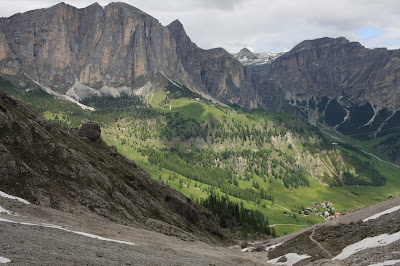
xmin=232 ymin=48 xmax=284 ymax=66
xmin=253 ymin=37 xmax=400 ymax=140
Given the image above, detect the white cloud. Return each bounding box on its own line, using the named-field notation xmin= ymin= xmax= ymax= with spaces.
xmin=0 ymin=0 xmax=400 ymax=52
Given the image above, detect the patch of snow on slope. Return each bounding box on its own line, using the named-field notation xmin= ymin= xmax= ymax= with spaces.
xmin=363 ymin=206 xmax=400 ymax=222
xmin=0 ymin=191 xmax=30 ymax=204
xmin=333 ymin=231 xmax=400 ymax=260
xmin=369 ymin=260 xmax=400 ymax=266
xmin=0 ymin=206 xmax=11 ymax=215
xmin=232 ymin=52 xmax=285 ymax=66
xmin=265 ymin=243 xmax=283 ymax=251
xmin=0 ymin=217 xmax=136 ymax=246
xmin=267 ymin=253 xmax=311 ymax=265
xmin=0 ymin=257 xmax=11 ymax=263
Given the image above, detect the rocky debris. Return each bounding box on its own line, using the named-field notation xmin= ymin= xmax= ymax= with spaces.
xmin=0 ymin=90 xmax=226 ymax=243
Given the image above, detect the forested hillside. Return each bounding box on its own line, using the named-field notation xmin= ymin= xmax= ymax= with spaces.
xmin=2 ymin=75 xmax=399 ymax=236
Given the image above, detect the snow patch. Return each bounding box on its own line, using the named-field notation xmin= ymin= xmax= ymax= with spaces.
xmin=73 ymin=231 xmax=136 ymax=246
xmin=0 ymin=191 xmax=30 ymax=204
xmin=369 ymin=260 xmax=400 ymax=266
xmin=0 ymin=205 xmax=11 ymax=215
xmin=0 ymin=257 xmax=11 ymax=264
xmin=267 ymin=253 xmax=311 ymax=265
xmin=0 ymin=217 xmax=136 ymax=246
xmin=232 ymin=52 xmax=285 ymax=66
xmin=265 ymin=243 xmax=283 ymax=251
xmin=333 ymin=231 xmax=400 ymax=260
xmin=363 ymin=205 xmax=400 ymax=222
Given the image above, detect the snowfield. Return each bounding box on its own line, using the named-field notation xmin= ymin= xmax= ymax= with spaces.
xmin=265 ymin=243 xmax=283 ymax=251
xmin=267 ymin=253 xmax=311 ymax=265
xmin=369 ymin=260 xmax=400 ymax=266
xmin=363 ymin=205 xmax=400 ymax=222
xmin=333 ymin=231 xmax=400 ymax=260
xmin=0 ymin=191 xmax=30 ymax=204
xmin=0 ymin=206 xmax=11 ymax=215
xmin=0 ymin=217 xmax=136 ymax=246
xmin=0 ymin=257 xmax=11 ymax=264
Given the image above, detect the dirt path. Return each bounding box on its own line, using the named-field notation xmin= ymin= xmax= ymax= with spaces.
xmin=309 ymin=228 xmax=333 ymax=258
xmin=268 ymin=224 xmax=308 ymax=227
xmin=360 ymin=150 xmax=400 ymax=169
xmin=320 ymin=127 xmax=400 ymax=169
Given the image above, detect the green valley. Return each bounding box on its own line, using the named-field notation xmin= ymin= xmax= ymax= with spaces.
xmin=1 ymin=76 xmax=400 ymax=237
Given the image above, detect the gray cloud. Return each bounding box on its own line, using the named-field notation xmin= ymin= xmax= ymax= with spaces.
xmin=1 ymin=0 xmax=400 ymax=52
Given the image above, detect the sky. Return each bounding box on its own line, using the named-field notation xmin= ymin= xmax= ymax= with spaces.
xmin=1 ymin=0 xmax=400 ymax=53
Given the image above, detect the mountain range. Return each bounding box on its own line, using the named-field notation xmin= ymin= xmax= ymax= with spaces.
xmin=1 ymin=3 xmax=400 ymax=137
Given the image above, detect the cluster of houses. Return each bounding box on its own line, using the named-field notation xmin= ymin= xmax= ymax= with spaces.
xmin=301 ymin=201 xmax=342 ymax=220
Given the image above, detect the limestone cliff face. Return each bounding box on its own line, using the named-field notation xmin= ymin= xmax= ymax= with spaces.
xmin=0 ymin=2 xmax=255 ymax=106
xmin=167 ymin=20 xmax=256 ymax=108
xmin=0 ymin=3 xmax=185 ymax=90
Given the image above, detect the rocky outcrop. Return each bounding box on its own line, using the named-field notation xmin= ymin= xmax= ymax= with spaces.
xmin=79 ymin=122 xmax=101 ymax=142
xmin=0 ymin=90 xmax=225 ymax=242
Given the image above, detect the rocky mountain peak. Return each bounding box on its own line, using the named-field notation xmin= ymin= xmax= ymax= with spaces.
xmin=167 ymin=19 xmax=192 ymax=46
xmin=236 ymin=48 xmax=258 ymax=60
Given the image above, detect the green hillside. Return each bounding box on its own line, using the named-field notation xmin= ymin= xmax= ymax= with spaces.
xmin=1 ymin=76 xmax=400 ymax=237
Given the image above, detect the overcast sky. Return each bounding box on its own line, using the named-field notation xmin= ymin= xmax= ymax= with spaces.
xmin=1 ymin=0 xmax=400 ymax=53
